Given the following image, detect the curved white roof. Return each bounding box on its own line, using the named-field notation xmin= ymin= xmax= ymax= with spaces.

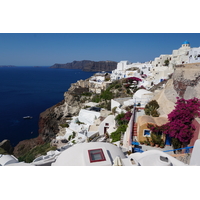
xmin=0 ymin=154 xmax=19 ymax=166
xmin=6 ymin=162 xmax=33 ymax=166
xmin=52 ymin=142 xmax=126 ymax=166
xmin=129 ymin=150 xmax=186 ymax=166
xmin=78 ymin=109 xmax=100 ymax=125
xmin=133 ymin=89 xmax=153 ymax=99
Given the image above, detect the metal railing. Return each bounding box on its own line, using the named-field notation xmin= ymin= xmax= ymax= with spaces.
xmin=163 ymin=146 xmax=193 ymax=153
xmin=133 ymin=145 xmax=193 ymax=154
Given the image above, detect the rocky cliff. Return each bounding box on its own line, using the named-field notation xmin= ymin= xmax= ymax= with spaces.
xmin=50 ymin=60 xmax=117 ymax=72
xmin=38 ymin=84 xmax=91 ymax=142
xmin=37 ymin=77 xmax=133 ymax=143
xmin=13 ymin=136 xmax=44 ymax=158
xmin=0 ymin=140 xmax=14 ymax=154
xmin=13 ymin=75 xmax=133 ymax=158
xmin=13 ymin=100 xmax=67 ymax=158
xmin=154 ymin=63 xmax=200 ymax=116
xmin=13 ymin=78 xmax=93 ymax=157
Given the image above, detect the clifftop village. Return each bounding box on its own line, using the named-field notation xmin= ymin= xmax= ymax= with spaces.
xmin=2 ymin=41 xmax=200 ymax=166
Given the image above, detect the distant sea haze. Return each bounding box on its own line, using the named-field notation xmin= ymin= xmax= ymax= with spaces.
xmin=0 ymin=67 xmax=95 ymax=146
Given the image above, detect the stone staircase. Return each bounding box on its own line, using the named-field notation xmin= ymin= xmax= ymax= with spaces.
xmin=132 ymin=123 xmax=137 ymax=137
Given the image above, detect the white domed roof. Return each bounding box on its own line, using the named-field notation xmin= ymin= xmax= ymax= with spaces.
xmin=52 ymin=142 xmax=126 ymax=166
xmin=133 ymin=89 xmax=153 ymax=99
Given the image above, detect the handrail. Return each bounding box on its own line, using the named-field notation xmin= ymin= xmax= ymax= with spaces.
xmin=163 ymin=146 xmax=193 ymax=153
xmin=130 ymin=107 xmax=137 ymax=145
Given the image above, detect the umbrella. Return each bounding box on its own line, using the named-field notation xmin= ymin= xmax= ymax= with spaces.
xmin=113 ymin=156 xmax=123 ymax=166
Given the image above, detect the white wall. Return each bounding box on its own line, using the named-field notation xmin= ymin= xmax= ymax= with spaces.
xmin=171 ymin=45 xmax=190 ymax=65
xmin=56 ymin=128 xmax=73 ymax=140
xmin=125 ymin=70 xmax=138 ymax=78
xmin=189 ymin=47 xmax=200 ymax=63
xmin=133 ymin=90 xmax=153 ymax=107
xmin=111 ymin=99 xmax=123 ymax=114
xmin=90 ymin=75 xmax=105 ymax=82
xmin=98 ymin=115 xmax=116 ymax=135
xmin=78 ymin=109 xmax=101 ymax=125
xmin=117 ymin=61 xmax=131 ymax=71
xmin=123 ymin=114 xmax=133 ymax=150
xmin=111 ymin=99 xmax=120 ymax=110
xmin=124 ymin=99 xmax=134 ymax=107
xmin=152 ymin=54 xmax=171 ymax=67
xmin=0 ymin=155 xmax=19 ymax=166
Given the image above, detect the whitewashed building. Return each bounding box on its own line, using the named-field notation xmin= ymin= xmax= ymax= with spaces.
xmin=152 ymin=54 xmax=171 ymax=67
xmin=152 ymin=41 xmax=191 ymax=68
xmin=170 ymin=41 xmax=191 ymax=65
xmin=148 ymin=65 xmax=174 ymax=85
xmin=110 ymin=61 xmax=140 ymax=81
xmin=98 ymin=115 xmax=116 ymax=136
xmin=110 ymin=61 xmax=130 ymax=80
xmin=132 ymin=89 xmax=153 ymax=107
xmin=110 ymin=60 xmax=154 ymax=82
xmin=78 ymin=109 xmax=101 ymax=125
xmin=89 ymin=77 xmax=111 ymax=94
xmin=189 ymin=47 xmax=200 ymax=63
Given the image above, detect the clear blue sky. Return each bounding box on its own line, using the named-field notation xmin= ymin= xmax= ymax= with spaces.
xmin=1 ymin=33 xmax=200 ymax=66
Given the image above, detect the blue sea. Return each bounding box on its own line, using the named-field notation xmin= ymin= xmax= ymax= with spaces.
xmin=0 ymin=67 xmax=95 ymax=147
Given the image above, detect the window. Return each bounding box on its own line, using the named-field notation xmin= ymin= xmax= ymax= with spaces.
xmin=160 ymin=156 xmax=168 ymax=162
xmin=105 ymin=123 xmax=109 ymax=126
xmin=143 ymin=129 xmax=151 ymax=137
xmin=88 ymin=149 xmax=106 ymax=163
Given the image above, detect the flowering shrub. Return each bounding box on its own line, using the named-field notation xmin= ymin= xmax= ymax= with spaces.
xmin=115 ymin=111 xmax=132 ymax=125
xmin=163 ymin=97 xmax=200 ymax=143
xmin=147 ymin=123 xmax=164 ymax=145
xmin=141 ymin=74 xmax=147 ymax=78
xmin=126 ymin=77 xmax=142 ymax=83
xmin=115 ymin=112 xmax=125 ymax=126
xmin=121 ymin=111 xmax=132 ymax=123
xmin=139 ymin=85 xmax=146 ymax=90
xmin=147 ymin=123 xmax=164 ymax=135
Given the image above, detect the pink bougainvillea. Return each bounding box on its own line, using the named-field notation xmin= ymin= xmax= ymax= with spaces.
xmin=139 ymin=85 xmax=146 ymax=90
xmin=141 ymin=74 xmax=147 ymax=78
xmin=126 ymin=77 xmax=142 ymax=83
xmin=147 ymin=123 xmax=164 ymax=135
xmin=121 ymin=111 xmax=132 ymax=123
xmin=163 ymin=97 xmax=200 ymax=143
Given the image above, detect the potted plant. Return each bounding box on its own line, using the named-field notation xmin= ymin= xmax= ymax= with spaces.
xmin=155 ymin=143 xmax=159 ymax=148
xmin=140 ymin=141 xmax=144 ymax=145
xmin=150 ymin=140 xmax=155 ymax=147
xmin=154 ymin=137 xmax=161 ymax=147
xmin=146 ymin=137 xmax=150 ymax=146
xmin=159 ymin=139 xmax=165 ymax=148
xmin=151 ymin=132 xmax=162 ymax=147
